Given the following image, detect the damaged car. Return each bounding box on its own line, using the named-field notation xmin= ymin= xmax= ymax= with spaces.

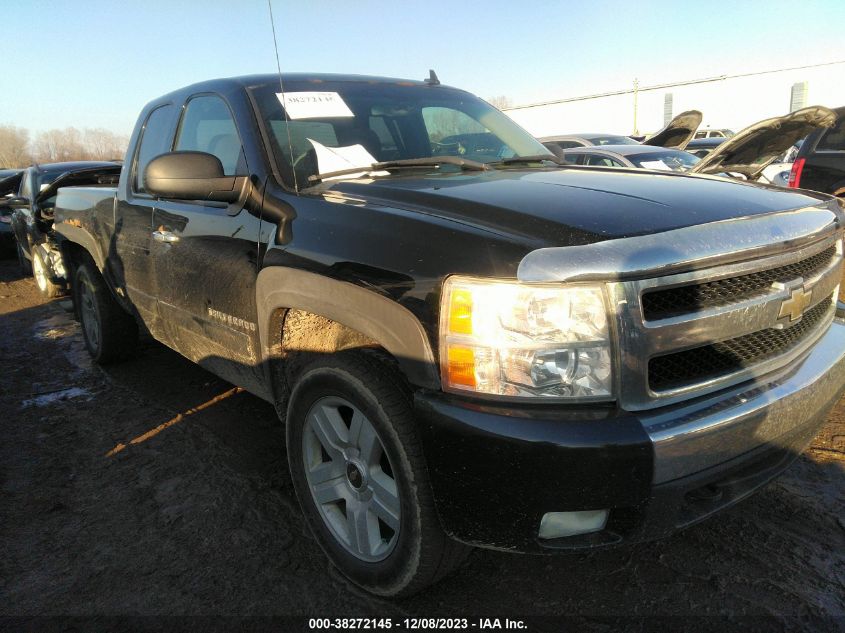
xmin=567 ymin=107 xmax=836 ymax=185
xmin=559 ymin=144 xmax=701 ymax=171
xmin=0 ymin=170 xmax=23 ymax=251
xmin=3 ymin=162 xmax=121 ymax=296
xmin=641 ymin=110 xmax=703 ymax=150
xmin=789 ymin=105 xmax=845 ymax=198
xmin=689 ymin=105 xmax=836 ymax=182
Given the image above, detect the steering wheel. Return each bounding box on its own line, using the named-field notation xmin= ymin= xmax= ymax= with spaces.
xmin=431 ymin=140 xmax=465 ymax=157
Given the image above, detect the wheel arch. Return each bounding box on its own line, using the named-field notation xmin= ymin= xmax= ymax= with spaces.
xmin=256 ymin=267 xmax=441 ymax=404
xmin=55 ymin=223 xmax=107 ymax=272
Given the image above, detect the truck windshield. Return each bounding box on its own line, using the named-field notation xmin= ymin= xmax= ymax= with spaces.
xmin=249 ymin=80 xmax=552 ymax=188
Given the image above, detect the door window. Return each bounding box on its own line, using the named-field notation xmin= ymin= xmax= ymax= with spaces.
xmin=585 ymin=154 xmax=622 ymax=167
xmin=133 ymin=105 xmax=176 ymax=194
xmin=175 ymin=95 xmax=244 ymax=175
xmin=817 ymin=120 xmax=845 ymax=151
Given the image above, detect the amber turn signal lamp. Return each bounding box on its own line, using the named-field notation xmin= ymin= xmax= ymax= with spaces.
xmin=448 ymin=288 xmax=473 ymax=335
xmin=446 ymin=346 xmax=476 ymax=388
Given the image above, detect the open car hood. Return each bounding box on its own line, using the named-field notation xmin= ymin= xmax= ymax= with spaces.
xmin=642 ymin=110 xmax=702 ymax=150
xmin=35 ymin=164 xmax=122 ymax=204
xmin=690 ymin=106 xmax=836 ymax=180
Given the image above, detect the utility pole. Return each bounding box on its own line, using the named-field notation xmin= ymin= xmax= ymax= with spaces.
xmin=633 ymin=77 xmax=639 ymax=136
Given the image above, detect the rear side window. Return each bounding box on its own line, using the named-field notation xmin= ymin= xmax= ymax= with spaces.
xmin=817 ymin=119 xmax=845 ymax=151
xmin=175 ymin=95 xmax=244 ymax=175
xmin=134 ymin=105 xmax=175 ymax=193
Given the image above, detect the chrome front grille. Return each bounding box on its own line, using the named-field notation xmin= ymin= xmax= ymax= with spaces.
xmin=609 ymin=236 xmax=843 ymax=411
xmin=641 ymin=245 xmax=837 ymax=320
xmin=648 ymin=294 xmax=833 ymax=391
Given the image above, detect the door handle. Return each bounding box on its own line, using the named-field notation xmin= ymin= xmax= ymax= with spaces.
xmin=152 ymin=229 xmax=179 ymax=243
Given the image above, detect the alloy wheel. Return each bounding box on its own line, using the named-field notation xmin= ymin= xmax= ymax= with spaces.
xmin=302 ymin=396 xmax=401 ymax=562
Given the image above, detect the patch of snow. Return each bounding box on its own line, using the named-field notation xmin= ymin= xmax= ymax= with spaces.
xmin=21 ymin=387 xmax=91 ymax=409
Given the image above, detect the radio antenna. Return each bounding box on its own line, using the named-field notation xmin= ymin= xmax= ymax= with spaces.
xmin=267 ymin=0 xmax=299 ymax=192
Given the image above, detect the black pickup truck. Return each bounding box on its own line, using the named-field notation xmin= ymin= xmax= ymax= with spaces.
xmin=53 ymin=73 xmax=845 ymax=597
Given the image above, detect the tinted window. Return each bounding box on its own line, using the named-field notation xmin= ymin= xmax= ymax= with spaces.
xmin=556 ymin=140 xmax=584 ymax=149
xmin=134 ymin=105 xmax=175 ymax=193
xmin=175 ymin=95 xmax=244 ymax=175
xmin=817 ymin=119 xmax=845 ymax=151
xmin=368 ymin=115 xmax=402 ymax=160
xmin=36 ymin=171 xmax=63 ymax=190
xmin=585 ymin=155 xmax=622 ymax=167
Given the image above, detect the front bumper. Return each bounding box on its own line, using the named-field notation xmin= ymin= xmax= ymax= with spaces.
xmin=414 ymin=320 xmax=845 ymax=553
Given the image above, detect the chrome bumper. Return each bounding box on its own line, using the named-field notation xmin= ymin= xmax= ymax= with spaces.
xmin=641 ymin=320 xmax=845 ymax=484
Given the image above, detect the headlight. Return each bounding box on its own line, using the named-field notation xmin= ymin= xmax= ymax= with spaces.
xmin=439 ymin=276 xmax=613 ymax=400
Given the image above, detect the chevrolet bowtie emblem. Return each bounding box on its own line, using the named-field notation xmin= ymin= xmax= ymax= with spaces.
xmin=778 ymin=287 xmax=813 ymax=322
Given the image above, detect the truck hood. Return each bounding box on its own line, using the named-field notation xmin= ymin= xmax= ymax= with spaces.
xmin=642 ymin=110 xmax=703 ymax=150
xmin=327 ymin=167 xmax=832 ymax=248
xmin=690 ymin=106 xmax=836 ymax=179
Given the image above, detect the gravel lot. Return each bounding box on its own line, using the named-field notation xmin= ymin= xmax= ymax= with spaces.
xmin=1 ymin=256 xmax=844 ymax=631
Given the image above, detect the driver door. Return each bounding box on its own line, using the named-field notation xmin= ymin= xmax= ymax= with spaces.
xmin=150 ymin=94 xmax=263 ymax=385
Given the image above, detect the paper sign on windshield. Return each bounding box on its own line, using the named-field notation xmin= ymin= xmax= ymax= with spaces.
xmin=639 ymin=160 xmax=671 ymax=171
xmin=308 ymin=139 xmax=389 ymax=181
xmin=277 ymin=92 xmax=354 ymax=120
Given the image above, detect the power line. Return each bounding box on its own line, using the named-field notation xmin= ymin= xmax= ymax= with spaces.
xmin=505 ymin=59 xmax=845 ymax=111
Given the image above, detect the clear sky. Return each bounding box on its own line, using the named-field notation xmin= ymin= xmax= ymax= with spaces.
xmin=3 ymin=0 xmax=844 ymax=137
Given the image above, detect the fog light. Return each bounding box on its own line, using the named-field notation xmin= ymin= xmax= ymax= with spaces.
xmin=538 ymin=510 xmax=609 ymax=539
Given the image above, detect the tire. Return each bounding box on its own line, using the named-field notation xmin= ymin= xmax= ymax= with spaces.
xmin=16 ymin=240 xmax=32 ymax=275
xmin=74 ymin=262 xmax=138 ymax=364
xmin=286 ymin=351 xmax=469 ymax=597
xmin=31 ymin=248 xmax=63 ymax=299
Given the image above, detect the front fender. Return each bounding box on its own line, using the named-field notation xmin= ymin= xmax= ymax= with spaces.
xmin=255 ymin=267 xmax=440 ymax=390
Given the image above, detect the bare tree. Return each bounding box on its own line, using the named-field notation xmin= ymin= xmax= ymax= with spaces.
xmin=31 ymin=127 xmax=129 ymax=163
xmin=0 ymin=125 xmax=31 ymax=168
xmin=487 ymin=95 xmax=513 ymax=111
xmin=34 ymin=127 xmax=91 ymax=163
xmin=84 ymin=128 xmax=129 ymax=161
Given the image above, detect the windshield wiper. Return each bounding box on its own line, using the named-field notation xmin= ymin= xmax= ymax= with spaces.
xmin=488 ymin=155 xmax=566 ymax=166
xmin=307 ymin=156 xmax=489 ymax=183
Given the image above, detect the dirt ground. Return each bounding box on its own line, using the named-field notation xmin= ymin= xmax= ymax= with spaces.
xmin=1 ymin=256 xmax=844 ymax=631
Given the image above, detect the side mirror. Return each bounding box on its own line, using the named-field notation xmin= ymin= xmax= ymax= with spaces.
xmin=144 ymin=151 xmax=246 ymax=203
